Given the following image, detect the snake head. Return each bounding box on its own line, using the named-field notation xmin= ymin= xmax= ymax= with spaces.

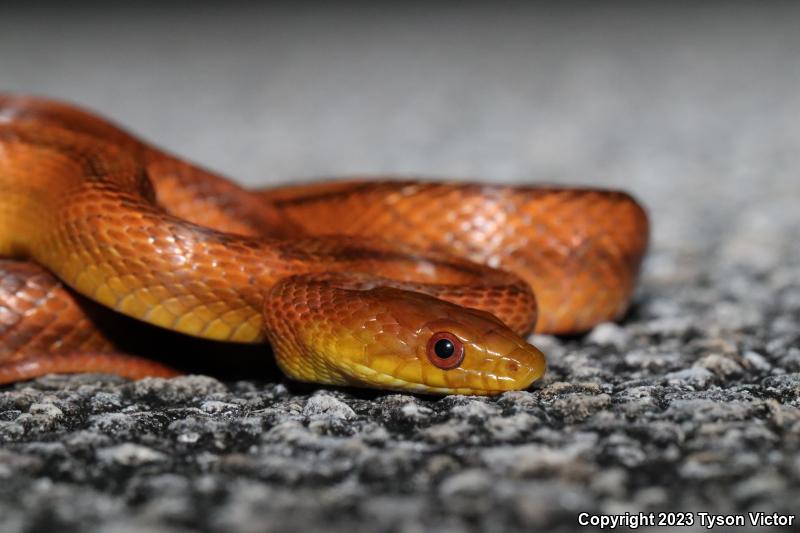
xmin=264 ymin=275 xmax=546 ymax=396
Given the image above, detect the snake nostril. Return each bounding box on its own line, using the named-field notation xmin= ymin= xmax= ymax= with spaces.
xmin=507 ymin=360 xmax=519 ymax=373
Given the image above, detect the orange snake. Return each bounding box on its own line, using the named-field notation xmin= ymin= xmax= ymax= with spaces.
xmin=0 ymin=94 xmax=649 ymax=395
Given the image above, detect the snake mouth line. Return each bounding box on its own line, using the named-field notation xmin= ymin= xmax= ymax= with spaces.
xmin=345 ymin=361 xmax=519 ymax=396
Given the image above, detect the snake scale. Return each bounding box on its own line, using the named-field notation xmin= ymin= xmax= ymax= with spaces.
xmin=0 ymin=94 xmax=649 ymax=395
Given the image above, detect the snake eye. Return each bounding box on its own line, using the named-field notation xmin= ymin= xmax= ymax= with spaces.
xmin=426 ymin=332 xmax=465 ymax=369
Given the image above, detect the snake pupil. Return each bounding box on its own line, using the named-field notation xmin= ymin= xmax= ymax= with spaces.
xmin=434 ymin=339 xmax=455 ymax=359
xmin=426 ymin=332 xmax=465 ymax=370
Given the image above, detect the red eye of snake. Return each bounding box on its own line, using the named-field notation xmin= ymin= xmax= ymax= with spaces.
xmin=426 ymin=332 xmax=465 ymax=370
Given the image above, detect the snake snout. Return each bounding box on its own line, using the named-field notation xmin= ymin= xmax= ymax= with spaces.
xmin=475 ymin=328 xmax=546 ymax=392
xmin=501 ymin=344 xmax=547 ymax=391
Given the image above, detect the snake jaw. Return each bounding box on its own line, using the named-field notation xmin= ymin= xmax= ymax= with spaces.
xmin=438 ymin=337 xmax=546 ymax=394
xmin=337 ymin=342 xmax=546 ymax=396
xmin=342 ymin=361 xmax=521 ymax=396
xmin=346 ymin=309 xmax=546 ymax=395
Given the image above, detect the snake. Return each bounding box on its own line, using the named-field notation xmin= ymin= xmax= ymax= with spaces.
xmin=0 ymin=94 xmax=649 ymax=395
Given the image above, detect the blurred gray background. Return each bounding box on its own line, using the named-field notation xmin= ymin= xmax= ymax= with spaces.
xmin=3 ymin=2 xmax=799 ymax=267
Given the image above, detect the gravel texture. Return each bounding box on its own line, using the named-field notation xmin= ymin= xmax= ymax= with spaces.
xmin=2 ymin=3 xmax=800 ymax=532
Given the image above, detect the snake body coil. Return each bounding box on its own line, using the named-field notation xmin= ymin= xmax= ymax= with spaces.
xmin=0 ymin=95 xmax=648 ymax=395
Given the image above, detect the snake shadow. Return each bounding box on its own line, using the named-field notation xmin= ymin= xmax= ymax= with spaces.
xmin=81 ymin=301 xmax=450 ymax=400
xmin=79 ymin=296 xmax=284 ymax=382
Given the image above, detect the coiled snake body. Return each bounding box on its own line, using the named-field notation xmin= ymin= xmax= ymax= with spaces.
xmin=0 ymin=95 xmax=648 ymax=395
